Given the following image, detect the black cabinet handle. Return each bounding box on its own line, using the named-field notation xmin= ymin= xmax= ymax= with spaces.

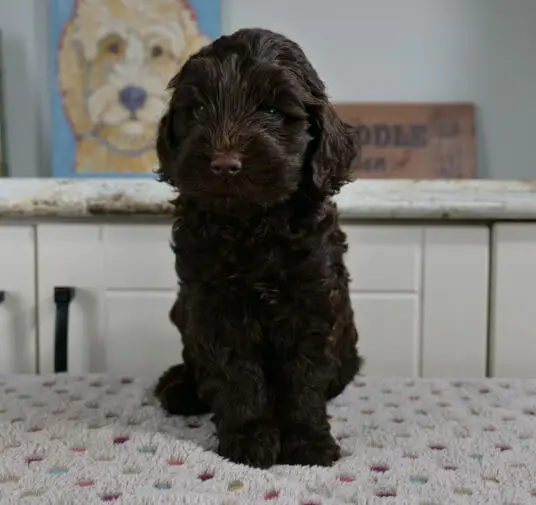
xmin=54 ymin=287 xmax=75 ymax=373
xmin=0 ymin=291 xmax=5 ymax=304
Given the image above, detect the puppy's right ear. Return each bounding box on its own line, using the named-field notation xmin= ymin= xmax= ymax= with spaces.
xmin=155 ymin=73 xmax=184 ymax=185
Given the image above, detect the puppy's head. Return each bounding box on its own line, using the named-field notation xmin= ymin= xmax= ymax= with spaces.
xmin=156 ymin=28 xmax=359 ymax=207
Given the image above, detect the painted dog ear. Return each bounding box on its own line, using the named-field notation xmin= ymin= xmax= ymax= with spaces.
xmin=57 ymin=22 xmax=94 ymax=135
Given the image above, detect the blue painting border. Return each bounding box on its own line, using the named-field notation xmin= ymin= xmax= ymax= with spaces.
xmin=49 ymin=0 xmax=221 ymax=178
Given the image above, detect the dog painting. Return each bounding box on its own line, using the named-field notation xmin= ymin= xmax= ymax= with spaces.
xmin=49 ymin=0 xmax=220 ymax=177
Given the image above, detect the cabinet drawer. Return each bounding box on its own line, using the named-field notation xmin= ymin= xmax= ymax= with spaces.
xmin=103 ymin=224 xmax=176 ymax=289
xmin=104 ymin=291 xmax=181 ymax=379
xmin=352 ymin=293 xmax=420 ymax=377
xmin=342 ymin=225 xmax=423 ymax=292
xmin=103 ymin=224 xmax=423 ymax=292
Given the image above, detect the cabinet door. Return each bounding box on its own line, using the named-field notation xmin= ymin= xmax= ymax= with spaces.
xmin=421 ymin=226 xmax=489 ymax=378
xmin=490 ymin=224 xmax=536 ymax=378
xmin=0 ymin=226 xmax=36 ymax=373
xmin=37 ymin=224 xmax=181 ymax=381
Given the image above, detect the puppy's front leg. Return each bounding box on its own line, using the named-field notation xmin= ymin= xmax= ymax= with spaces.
xmin=277 ymin=343 xmax=340 ymax=467
xmin=198 ymin=353 xmax=280 ymax=468
xmin=200 ymin=358 xmax=267 ymax=425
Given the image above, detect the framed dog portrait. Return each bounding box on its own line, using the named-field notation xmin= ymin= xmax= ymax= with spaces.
xmin=48 ymin=0 xmax=221 ymax=178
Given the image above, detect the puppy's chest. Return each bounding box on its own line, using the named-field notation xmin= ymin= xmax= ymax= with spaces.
xmin=178 ymin=232 xmax=319 ymax=289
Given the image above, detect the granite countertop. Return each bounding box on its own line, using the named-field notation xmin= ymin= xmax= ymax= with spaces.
xmin=1 ymin=178 xmax=536 ymax=220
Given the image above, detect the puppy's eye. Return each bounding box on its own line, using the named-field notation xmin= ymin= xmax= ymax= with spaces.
xmin=261 ymin=106 xmax=280 ymax=116
xmin=151 ymin=45 xmax=163 ymax=58
xmin=186 ymin=104 xmax=204 ymax=118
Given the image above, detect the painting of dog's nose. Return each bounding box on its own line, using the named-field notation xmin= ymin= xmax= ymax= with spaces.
xmin=119 ymin=86 xmax=147 ymax=112
xmin=210 ymin=154 xmax=242 ymax=175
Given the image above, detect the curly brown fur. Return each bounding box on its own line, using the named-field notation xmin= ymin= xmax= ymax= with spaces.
xmin=154 ymin=27 xmax=363 ymax=468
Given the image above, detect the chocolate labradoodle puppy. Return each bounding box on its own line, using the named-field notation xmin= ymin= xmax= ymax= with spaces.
xmin=154 ymin=27 xmax=363 ymax=469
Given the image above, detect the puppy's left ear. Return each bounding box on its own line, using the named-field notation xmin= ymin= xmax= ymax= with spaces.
xmin=309 ymin=103 xmax=360 ymax=194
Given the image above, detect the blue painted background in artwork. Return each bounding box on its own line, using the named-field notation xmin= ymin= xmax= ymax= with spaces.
xmin=49 ymin=0 xmax=221 ymax=178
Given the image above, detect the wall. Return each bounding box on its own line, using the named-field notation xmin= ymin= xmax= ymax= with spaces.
xmin=0 ymin=0 xmax=535 ymax=178
xmin=0 ymin=0 xmax=48 ymax=177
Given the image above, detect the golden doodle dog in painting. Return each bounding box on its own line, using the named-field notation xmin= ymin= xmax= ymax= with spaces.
xmin=58 ymin=0 xmax=210 ymax=173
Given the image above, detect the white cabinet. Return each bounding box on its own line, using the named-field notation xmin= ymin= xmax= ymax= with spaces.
xmin=490 ymin=224 xmax=536 ymax=378
xmin=343 ymin=224 xmax=489 ymax=378
xmin=35 ymin=222 xmax=489 ymax=381
xmin=0 ymin=226 xmax=36 ymax=373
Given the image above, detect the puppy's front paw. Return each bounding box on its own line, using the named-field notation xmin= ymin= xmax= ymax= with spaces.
xmin=154 ymin=364 xmax=209 ymax=416
xmin=218 ymin=420 xmax=280 ymax=469
xmin=279 ymin=425 xmax=340 ymax=467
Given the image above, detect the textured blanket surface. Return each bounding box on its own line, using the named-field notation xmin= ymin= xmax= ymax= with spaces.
xmin=1 ymin=374 xmax=536 ymax=505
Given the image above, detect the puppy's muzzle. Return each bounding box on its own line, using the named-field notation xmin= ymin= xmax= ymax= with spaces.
xmin=210 ymin=154 xmax=242 ymax=176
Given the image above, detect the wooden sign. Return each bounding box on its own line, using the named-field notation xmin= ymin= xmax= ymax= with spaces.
xmin=334 ymin=103 xmax=477 ymax=179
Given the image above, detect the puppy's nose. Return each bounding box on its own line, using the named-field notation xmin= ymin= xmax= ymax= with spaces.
xmin=210 ymin=154 xmax=242 ymax=175
xmin=119 ymin=86 xmax=147 ymax=112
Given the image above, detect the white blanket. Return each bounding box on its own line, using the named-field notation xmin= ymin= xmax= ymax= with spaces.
xmin=1 ymin=374 xmax=535 ymax=504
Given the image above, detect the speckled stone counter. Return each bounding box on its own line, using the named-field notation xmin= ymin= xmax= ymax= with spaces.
xmin=1 ymin=178 xmax=536 ymax=220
